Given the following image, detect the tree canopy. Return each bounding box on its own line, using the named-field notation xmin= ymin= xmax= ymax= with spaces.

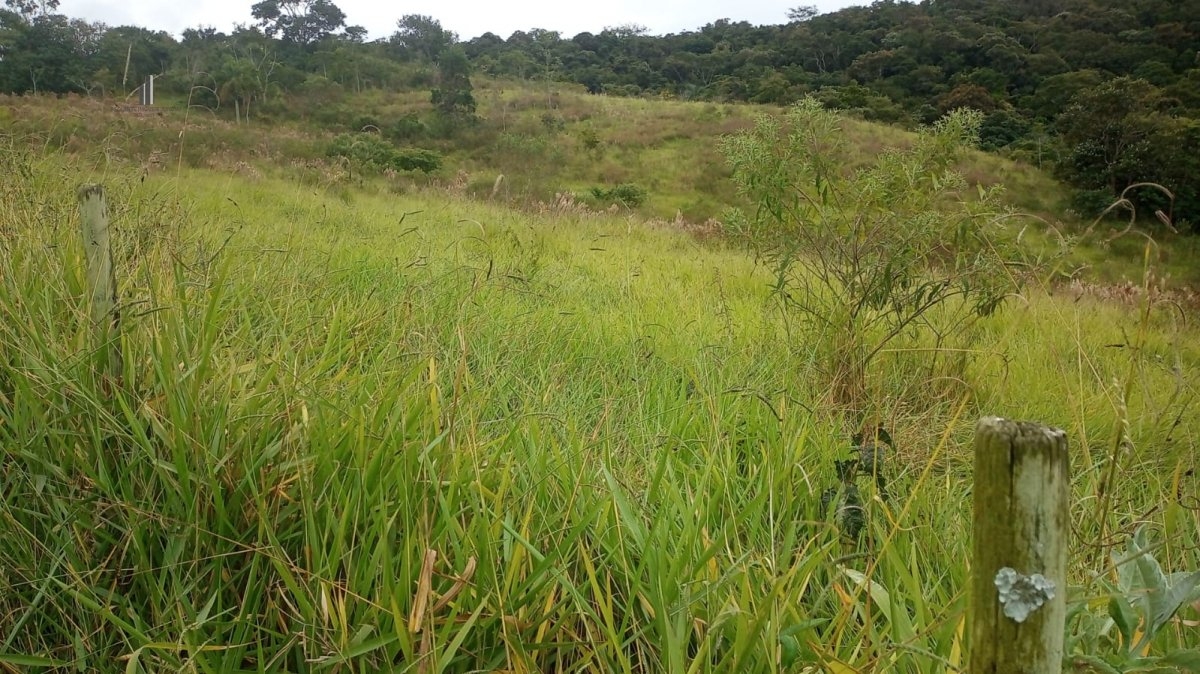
xmin=250 ymin=0 xmax=345 ymax=45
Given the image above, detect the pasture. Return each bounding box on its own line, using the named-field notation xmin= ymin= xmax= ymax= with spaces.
xmin=1 ymin=113 xmax=1198 ymax=672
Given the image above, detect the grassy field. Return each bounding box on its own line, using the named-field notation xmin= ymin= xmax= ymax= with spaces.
xmin=2 ymin=97 xmax=1199 ymax=672
xmin=8 ymin=82 xmax=1196 ymax=291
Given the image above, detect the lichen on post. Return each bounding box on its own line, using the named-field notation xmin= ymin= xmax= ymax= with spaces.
xmin=970 ymin=416 xmax=1069 ymax=673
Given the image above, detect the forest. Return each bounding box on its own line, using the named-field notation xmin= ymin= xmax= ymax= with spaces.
xmin=2 ymin=0 xmax=1199 ymax=220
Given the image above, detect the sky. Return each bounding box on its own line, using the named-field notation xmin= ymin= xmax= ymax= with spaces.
xmin=58 ymin=0 xmax=862 ymax=41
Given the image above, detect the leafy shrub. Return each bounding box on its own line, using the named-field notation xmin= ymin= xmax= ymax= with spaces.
xmin=978 ymin=109 xmax=1032 ymax=151
xmin=311 ymin=103 xmax=354 ymax=130
xmin=327 ymin=133 xmax=442 ymax=174
xmin=392 ymin=148 xmax=442 ymax=173
xmin=722 ymin=98 xmax=1039 ymax=410
xmin=540 ymin=111 xmax=566 ymax=133
xmin=386 ymin=113 xmax=427 ymax=141
xmin=296 ymin=74 xmax=344 ymax=104
xmin=578 ymin=126 xmax=602 ymax=153
xmin=1065 ymin=527 xmax=1200 ymax=672
xmin=589 ymin=183 xmax=647 ymax=208
xmin=1069 ymin=188 xmax=1123 ymax=220
xmin=351 ymin=114 xmax=381 ymax=133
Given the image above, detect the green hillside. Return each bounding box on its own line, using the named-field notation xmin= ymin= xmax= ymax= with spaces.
xmin=3 ymin=0 xmax=1198 ymax=223
xmin=10 ymin=79 xmax=1199 ymax=289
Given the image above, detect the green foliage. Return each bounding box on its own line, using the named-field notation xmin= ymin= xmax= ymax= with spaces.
xmin=3 ymin=0 xmax=59 ymax=18
xmin=578 ymin=126 xmax=602 ymax=154
xmin=0 ymin=11 xmax=98 ymax=94
xmin=589 ymin=183 xmax=647 ymax=208
xmin=978 ymin=109 xmax=1032 ymax=151
xmin=386 ymin=111 xmax=427 ymax=141
xmin=327 ymin=132 xmax=441 ymax=173
xmin=1 ymin=135 xmax=1198 ymax=674
xmin=431 ymin=46 xmax=476 ymax=123
xmin=1066 ymin=527 xmax=1200 ymax=672
xmin=722 ymin=98 xmax=1035 ymax=408
xmin=1057 ymin=77 xmax=1200 ymax=226
xmin=5 ymin=0 xmax=1200 ymax=234
xmin=250 ymin=0 xmax=346 ymax=45
xmin=539 ymin=111 xmax=565 ymax=133
xmin=390 ymin=14 xmax=456 ymax=62
xmin=938 ymin=84 xmax=998 ymax=115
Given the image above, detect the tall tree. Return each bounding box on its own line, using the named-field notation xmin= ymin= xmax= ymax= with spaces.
xmin=93 ymin=25 xmax=174 ymax=93
xmin=0 ymin=11 xmax=98 ymax=93
xmin=391 ymin=14 xmax=455 ymax=62
xmin=431 ymin=46 xmax=474 ymax=120
xmin=3 ymin=0 xmax=58 ymax=19
xmin=250 ymin=0 xmax=345 ymax=46
xmin=1057 ymin=77 xmax=1164 ymax=195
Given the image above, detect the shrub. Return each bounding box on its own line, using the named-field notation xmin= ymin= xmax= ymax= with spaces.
xmin=578 ymin=126 xmax=602 ymax=154
xmin=589 ymin=183 xmax=647 ymax=208
xmin=326 ymin=133 xmax=442 ymax=174
xmin=721 ymin=98 xmax=1039 ymax=410
xmin=540 ymin=111 xmax=566 ymax=133
xmin=1069 ymin=188 xmax=1122 ymax=220
xmin=386 ymin=112 xmax=427 ymax=141
xmin=351 ymin=114 xmax=382 ymax=133
xmin=392 ymin=147 xmax=442 ymax=173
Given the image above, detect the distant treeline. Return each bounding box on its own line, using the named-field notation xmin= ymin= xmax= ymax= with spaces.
xmin=2 ymin=0 xmax=1198 ymax=224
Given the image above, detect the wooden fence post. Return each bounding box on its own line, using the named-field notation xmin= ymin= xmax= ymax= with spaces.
xmin=78 ymin=184 xmax=122 ymax=384
xmin=970 ymin=417 xmax=1069 ymax=673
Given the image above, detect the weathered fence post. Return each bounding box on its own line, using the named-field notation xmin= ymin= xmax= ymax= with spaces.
xmin=970 ymin=417 xmax=1069 ymax=673
xmin=78 ymin=184 xmax=122 ymax=384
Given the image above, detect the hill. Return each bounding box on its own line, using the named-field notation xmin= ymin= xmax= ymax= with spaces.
xmin=2 ymin=0 xmax=1198 ymax=224
xmin=11 ymin=79 xmax=1200 ymax=287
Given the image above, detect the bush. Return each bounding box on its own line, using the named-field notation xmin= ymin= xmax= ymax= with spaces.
xmin=540 ymin=111 xmax=566 ymax=133
xmin=386 ymin=113 xmax=427 ymax=141
xmin=1069 ymin=188 xmax=1124 ymax=220
xmin=978 ymin=109 xmax=1032 ymax=151
xmin=392 ymin=147 xmax=442 ymax=173
xmin=578 ymin=126 xmax=602 ymax=154
xmin=589 ymin=183 xmax=647 ymax=208
xmin=327 ymin=133 xmax=442 ymax=174
xmin=351 ymin=114 xmax=382 ymax=133
xmin=721 ymin=98 xmax=1039 ymax=410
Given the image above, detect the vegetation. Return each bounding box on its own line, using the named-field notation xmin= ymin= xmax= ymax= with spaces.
xmin=1 ymin=0 xmax=1199 ymax=670
xmin=723 ymin=100 xmax=1040 ymax=410
xmin=2 ymin=91 xmax=1199 ymax=670
xmin=327 ymin=132 xmax=443 ymax=174
xmin=2 ymin=0 xmax=1199 ymax=223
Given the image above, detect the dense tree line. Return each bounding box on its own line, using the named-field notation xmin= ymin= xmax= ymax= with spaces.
xmin=2 ymin=0 xmax=1198 ymax=223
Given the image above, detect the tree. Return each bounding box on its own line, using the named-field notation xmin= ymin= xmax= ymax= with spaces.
xmin=250 ymin=0 xmax=345 ymax=45
xmin=937 ymin=83 xmax=997 ymax=115
xmin=93 ymin=25 xmax=174 ymax=93
xmin=431 ymin=46 xmax=475 ymax=121
xmin=391 ymin=14 xmax=455 ymax=62
xmin=1057 ymin=77 xmax=1163 ymax=196
xmin=722 ymin=100 xmax=1030 ymax=409
xmin=0 ymin=12 xmax=98 ymax=93
xmin=3 ymin=0 xmax=57 ymax=19
xmin=787 ymin=5 xmax=818 ymax=22
xmin=1058 ymin=76 xmax=1200 ymax=224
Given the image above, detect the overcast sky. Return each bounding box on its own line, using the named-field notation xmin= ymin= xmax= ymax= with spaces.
xmin=58 ymin=0 xmax=862 ymax=41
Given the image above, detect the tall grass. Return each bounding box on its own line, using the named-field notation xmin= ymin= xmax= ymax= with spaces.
xmin=1 ymin=137 xmax=1197 ymax=672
